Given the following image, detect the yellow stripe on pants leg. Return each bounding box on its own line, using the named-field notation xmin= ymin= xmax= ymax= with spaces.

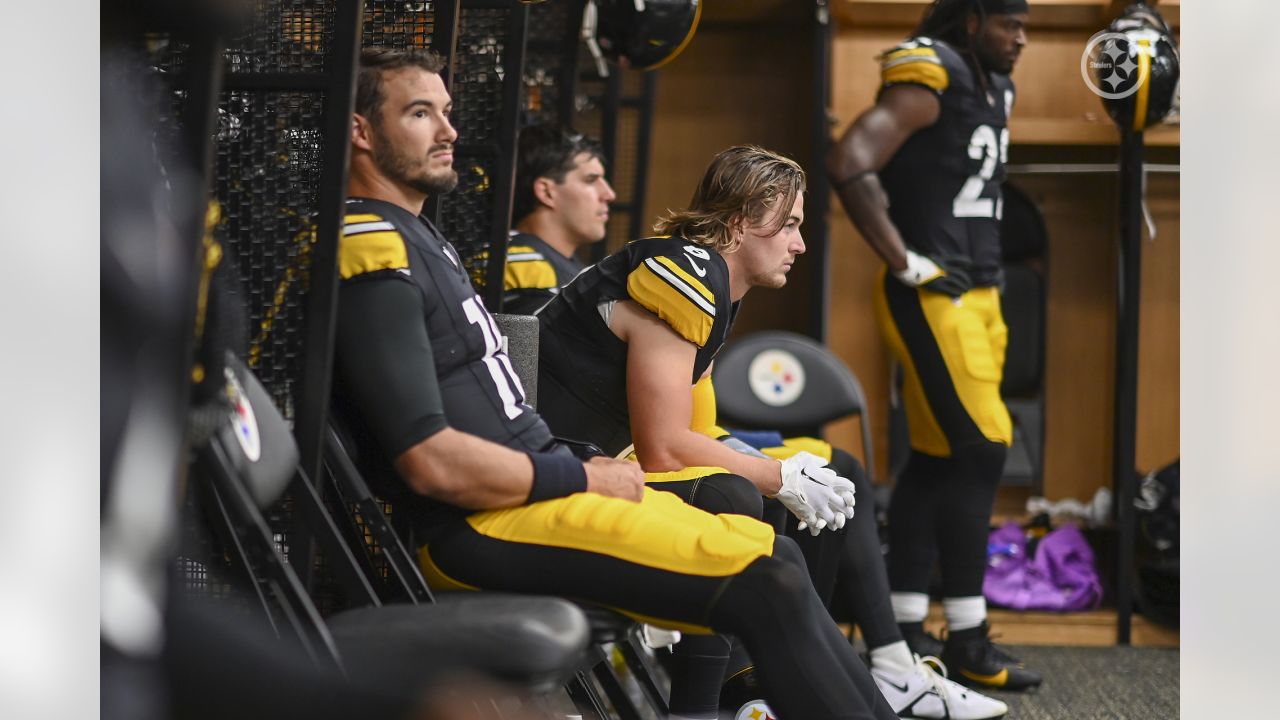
xmin=915 ymin=286 xmax=1012 ymax=446
xmin=464 ymin=486 xmax=775 ymax=577
xmin=873 ymin=267 xmax=953 ymax=457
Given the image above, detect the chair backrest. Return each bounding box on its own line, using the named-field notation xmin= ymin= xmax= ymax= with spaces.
xmin=494 ymin=312 xmax=540 ymax=408
xmin=712 ymin=331 xmax=875 ymax=481
xmin=323 ymin=421 xmax=435 ymax=605
xmin=217 ymin=351 xmax=299 ymax=510
xmin=194 ymin=353 xmax=344 ymax=670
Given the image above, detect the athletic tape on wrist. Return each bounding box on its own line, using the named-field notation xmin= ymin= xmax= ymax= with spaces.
xmin=527 ymin=451 xmax=589 ymax=503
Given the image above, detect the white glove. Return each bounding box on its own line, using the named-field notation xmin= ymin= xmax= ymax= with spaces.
xmin=720 ymin=435 xmax=771 ymax=460
xmin=893 ymin=250 xmax=974 ymax=298
xmin=640 ymin=624 xmax=682 ymax=649
xmin=893 ymin=249 xmax=944 ymax=286
xmin=775 ymin=452 xmax=856 ymax=535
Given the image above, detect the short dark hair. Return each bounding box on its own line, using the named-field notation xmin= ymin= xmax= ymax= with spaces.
xmin=356 ymin=47 xmax=447 ymax=124
xmin=512 ymin=123 xmax=605 ymax=223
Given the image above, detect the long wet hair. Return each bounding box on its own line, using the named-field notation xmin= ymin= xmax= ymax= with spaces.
xmin=654 ymin=146 xmax=805 ymax=255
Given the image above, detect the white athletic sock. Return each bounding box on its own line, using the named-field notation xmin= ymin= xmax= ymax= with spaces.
xmin=943 ymin=595 xmax=987 ymax=631
xmin=869 ymin=640 xmax=915 ymax=673
xmin=891 ymin=591 xmax=930 ymax=623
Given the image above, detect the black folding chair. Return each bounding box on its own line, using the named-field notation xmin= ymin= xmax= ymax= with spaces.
xmin=713 ymin=330 xmax=877 ymax=483
xmin=322 ymin=418 xmax=671 ymax=720
xmin=189 ymin=353 xmax=593 ymax=709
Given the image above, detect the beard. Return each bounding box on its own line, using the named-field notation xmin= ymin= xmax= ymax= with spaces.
xmin=372 ymin=134 xmax=459 ymax=195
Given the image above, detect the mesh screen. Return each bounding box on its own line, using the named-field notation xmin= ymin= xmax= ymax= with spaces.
xmin=215 ymin=90 xmax=327 ymax=422
xmin=439 ymin=7 xmax=514 ymax=291
xmin=159 ymin=1 xmax=349 ymax=616
xmin=521 ymin=0 xmax=572 ymax=126
xmin=224 ymin=0 xmax=338 ymax=74
xmin=362 ymin=1 xmax=436 ymax=50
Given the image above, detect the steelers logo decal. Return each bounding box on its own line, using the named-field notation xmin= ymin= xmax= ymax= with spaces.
xmin=735 ymin=700 xmax=777 ymax=720
xmin=748 ymin=349 xmax=805 ymax=407
xmin=224 ymin=368 xmax=262 ymax=462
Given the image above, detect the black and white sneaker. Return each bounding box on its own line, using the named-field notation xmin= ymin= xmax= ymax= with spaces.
xmin=942 ymin=621 xmax=1043 ymax=691
xmin=871 ymin=655 xmax=1008 ymax=720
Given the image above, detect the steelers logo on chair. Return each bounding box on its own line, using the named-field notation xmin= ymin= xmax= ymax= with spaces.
xmin=734 ymin=700 xmax=778 ymax=720
xmin=747 ymin=349 xmax=806 ymax=407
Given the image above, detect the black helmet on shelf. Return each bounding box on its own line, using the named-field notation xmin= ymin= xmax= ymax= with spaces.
xmin=1088 ymin=1 xmax=1180 ymax=132
xmin=592 ymin=0 xmax=702 ymax=72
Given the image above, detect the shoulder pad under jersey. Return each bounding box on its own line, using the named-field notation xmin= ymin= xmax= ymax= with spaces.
xmin=880 ymin=37 xmax=950 ymax=94
xmin=339 ymin=207 xmax=411 ymax=281
xmin=503 ymin=234 xmax=558 ymax=291
xmin=624 ymin=237 xmax=723 ymax=348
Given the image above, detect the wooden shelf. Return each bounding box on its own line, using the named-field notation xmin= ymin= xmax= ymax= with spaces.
xmin=834 ymin=0 xmax=1180 ymax=31
xmin=1011 ymin=116 xmax=1180 ymax=146
xmin=925 ymin=604 xmax=1180 ymax=648
xmin=843 ymin=604 xmax=1180 ymax=648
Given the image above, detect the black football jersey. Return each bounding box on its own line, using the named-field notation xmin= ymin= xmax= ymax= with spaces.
xmin=877 ymin=37 xmax=1016 ymax=287
xmin=537 ymin=236 xmax=739 ymax=456
xmin=336 ymin=197 xmax=555 ymax=457
xmin=501 ymin=231 xmax=586 ymax=315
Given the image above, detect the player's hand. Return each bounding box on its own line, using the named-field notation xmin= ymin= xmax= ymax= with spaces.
xmin=894 ymin=250 xmax=973 ymax=298
xmin=774 ymin=452 xmax=856 ymax=535
xmin=584 ymin=456 xmax=645 ymax=503
xmin=720 ymin=435 xmax=771 ymax=460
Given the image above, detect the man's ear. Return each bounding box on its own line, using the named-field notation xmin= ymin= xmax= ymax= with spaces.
xmin=351 ymin=113 xmax=375 ymax=152
xmin=966 ymin=11 xmax=980 ymax=38
xmin=727 ymin=213 xmax=745 ymax=243
xmin=532 ymin=177 xmax=558 ymax=209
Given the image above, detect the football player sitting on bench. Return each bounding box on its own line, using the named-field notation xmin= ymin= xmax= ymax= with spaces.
xmin=502 ymin=123 xmax=614 ymax=315
xmin=535 ymin=145 xmax=1007 ymax=720
xmin=330 ymin=46 xmax=898 ymax=720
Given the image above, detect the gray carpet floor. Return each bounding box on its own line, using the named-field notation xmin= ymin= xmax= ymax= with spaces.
xmin=985 ymin=645 xmax=1179 ymax=720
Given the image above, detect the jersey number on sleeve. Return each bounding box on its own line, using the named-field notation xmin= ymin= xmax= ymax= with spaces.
xmin=952 ymin=124 xmax=1009 ymax=219
xmin=461 ymin=296 xmax=526 ymax=420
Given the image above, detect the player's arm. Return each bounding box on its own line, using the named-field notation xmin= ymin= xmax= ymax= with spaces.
xmin=611 ymin=299 xmax=784 ymax=495
xmin=335 ymin=278 xmax=643 ymax=508
xmin=826 ymin=84 xmax=940 ymax=272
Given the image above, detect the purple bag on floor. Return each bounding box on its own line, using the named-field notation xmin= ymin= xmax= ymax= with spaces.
xmin=983 ymin=522 xmax=1103 ymax=612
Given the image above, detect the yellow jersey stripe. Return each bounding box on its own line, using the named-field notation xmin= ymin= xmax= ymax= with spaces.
xmin=627 ymin=262 xmax=716 ymax=347
xmin=338 ymin=229 xmax=409 ymax=280
xmin=464 ymin=486 xmax=775 ymax=578
xmin=653 ymin=255 xmax=715 ymax=303
xmin=343 ymin=213 xmax=383 ymax=224
xmin=882 ymin=60 xmax=949 ymax=92
xmin=882 ymin=47 xmax=940 ymax=64
xmin=504 ymin=258 xmax=558 ymax=290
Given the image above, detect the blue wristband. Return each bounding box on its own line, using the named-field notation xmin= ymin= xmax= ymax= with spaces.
xmin=527 ymin=451 xmax=588 ymax=503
